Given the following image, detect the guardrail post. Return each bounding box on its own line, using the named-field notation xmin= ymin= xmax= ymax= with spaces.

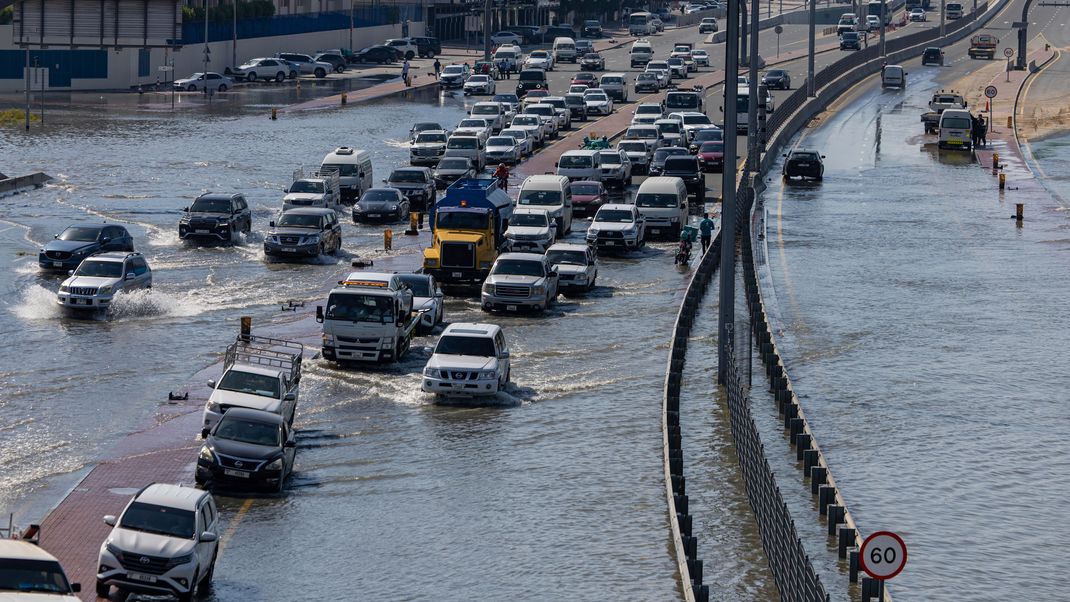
xmin=678 ymin=513 xmax=692 ymax=537
xmin=810 ymin=465 xmax=827 ymax=493
xmin=827 ymin=504 xmax=845 ymax=536
xmin=795 ymin=433 xmax=812 ymax=460
xmin=838 ymin=525 xmax=856 ymax=558
xmin=802 ymin=448 xmax=819 ymax=475
xmin=688 ymin=558 xmax=703 ymax=585
xmin=849 ymin=548 xmax=860 ymax=582
xmin=818 ymin=484 xmax=836 ymax=515
xmin=240 ymin=316 xmax=251 ymax=342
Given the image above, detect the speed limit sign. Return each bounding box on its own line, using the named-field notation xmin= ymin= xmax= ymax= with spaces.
xmin=1004 ymin=47 xmax=1014 ymax=58
xmin=859 ymin=531 xmax=908 ymax=580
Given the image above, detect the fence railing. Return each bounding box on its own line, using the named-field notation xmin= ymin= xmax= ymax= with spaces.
xmin=181 ymin=5 xmax=423 ymax=44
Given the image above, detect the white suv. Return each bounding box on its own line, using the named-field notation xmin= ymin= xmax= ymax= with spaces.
xmin=56 ymin=251 xmax=152 ymax=313
xmin=96 ymin=483 xmax=219 ymax=602
xmin=0 ymin=540 xmax=81 ymax=598
xmin=422 ymin=323 xmax=511 ymax=397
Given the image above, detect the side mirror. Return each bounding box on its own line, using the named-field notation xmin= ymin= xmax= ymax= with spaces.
xmin=782 ymin=153 xmax=787 ymax=158
xmin=269 ymin=221 xmax=276 ymax=228
xmin=284 ymin=392 xmax=297 ymax=402
xmin=68 ymin=270 xmax=74 ymax=276
xmin=284 ymin=439 xmax=297 ymax=448
xmin=207 ymin=379 xmax=216 ymax=389
xmin=71 ymin=583 xmax=82 ymax=593
xmin=499 ymin=350 xmax=511 ymax=359
xmin=183 ymin=206 xmax=189 ymax=212
xmin=382 ymin=178 xmax=388 ymax=183
xmin=199 ymin=532 xmax=218 ymax=543
xmin=316 ymin=305 xmax=324 ymax=323
xmin=100 ymin=237 xmax=111 ymax=244
xmin=359 ymin=172 xmax=366 ymax=178
xmin=554 ymin=161 xmax=559 ymax=167
xmin=125 ymin=273 xmax=136 ymax=280
xmin=201 ymin=428 xmax=210 ymax=439
xmin=103 ymin=515 xmax=117 ymax=527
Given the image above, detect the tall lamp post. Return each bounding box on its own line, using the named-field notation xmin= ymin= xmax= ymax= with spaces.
xmin=719 ymin=0 xmax=742 ymax=384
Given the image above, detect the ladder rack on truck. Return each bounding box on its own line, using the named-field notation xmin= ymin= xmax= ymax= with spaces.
xmin=224 ymin=335 xmax=303 ymax=383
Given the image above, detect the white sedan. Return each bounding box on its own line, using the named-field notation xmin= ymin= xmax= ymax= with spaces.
xmin=909 ymin=8 xmax=927 ymax=21
xmin=485 ymin=135 xmax=523 ymax=165
xmin=174 ymin=72 xmax=234 ymax=92
xmin=525 ymin=50 xmax=555 ymax=71
xmin=491 ymin=31 xmax=524 ymax=46
xmin=464 ymin=74 xmax=497 ymax=95
xmin=583 ymin=90 xmax=614 ymax=116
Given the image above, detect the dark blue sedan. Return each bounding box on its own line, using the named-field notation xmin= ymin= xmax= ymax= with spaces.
xmin=38 ymin=224 xmax=134 ymax=272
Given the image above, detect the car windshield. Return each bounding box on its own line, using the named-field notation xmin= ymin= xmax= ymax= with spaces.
xmin=637 ymin=74 xmax=657 ymax=81
xmin=277 ymin=214 xmax=322 ymax=228
xmin=437 ymin=211 xmax=489 ymax=229
xmin=289 ymin=181 xmax=325 ymax=193
xmin=511 ymin=213 xmax=549 ymax=227
xmin=636 ymin=193 xmax=680 ymax=208
xmin=437 ymin=158 xmax=470 ymax=170
xmin=473 ymin=106 xmax=499 ymax=115
xmin=512 ymin=116 xmax=538 ymax=126
xmin=529 ymin=106 xmax=553 ymax=116
xmin=361 ymin=190 xmax=398 ymax=203
xmin=519 ymin=190 xmax=562 ymax=205
xmin=468 ymin=75 xmax=489 ymax=83
xmin=694 ymin=129 xmax=724 ymax=142
xmin=58 ymin=226 xmax=102 ymax=242
xmin=618 ymin=142 xmax=648 ymax=153
xmin=190 ymin=197 xmax=231 ymax=212
xmin=519 ymin=71 xmax=545 ymax=81
xmin=668 ymin=58 xmax=683 ymax=65
xmin=700 ymin=141 xmax=725 ymax=152
xmin=664 ymin=157 xmax=698 ymax=171
xmin=655 ymin=148 xmax=688 ymax=161
xmin=791 ymin=152 xmax=820 ymax=161
xmin=596 ymin=209 xmax=634 ymax=223
xmin=487 ymin=137 xmax=515 ymax=147
xmin=119 ymin=502 xmax=196 ymax=539
xmin=448 ymin=137 xmax=478 ymax=149
xmin=325 ymin=292 xmax=395 ymax=323
xmin=767 ymin=70 xmax=786 ymax=77
xmin=500 ymin=131 xmax=525 ymax=142
xmin=530 ymin=51 xmax=549 ymax=58
xmin=571 ymin=182 xmax=602 ymax=195
xmin=218 ymin=369 xmax=281 ymax=398
xmin=575 ymin=74 xmax=595 ymax=82
xmin=434 ymin=335 xmax=496 ymax=357
xmin=627 ymin=128 xmax=656 ymax=138
xmin=493 ymin=259 xmax=545 ymax=277
xmin=390 ymin=170 xmax=428 ymax=183
xmin=74 ymin=260 xmax=123 ymax=278
xmin=459 ymin=119 xmax=488 ymax=128
xmin=240 ymin=59 xmax=260 ymax=67
xmin=443 ymin=66 xmax=464 ymax=75
xmin=322 ymin=162 xmax=359 ymax=176
xmin=658 ymin=122 xmax=682 ymax=134
xmin=683 ymin=115 xmax=712 ymax=125
xmin=546 ymin=249 xmax=587 ymax=265
xmin=942 ymin=117 xmax=972 ymax=129
xmin=637 ymin=105 xmax=662 ymax=114
xmin=494 ymin=94 xmax=519 ymax=104
xmin=649 ymin=62 xmax=668 ymax=69
xmin=602 ymin=77 xmax=622 ymax=85
xmin=416 ymin=132 xmax=446 ymax=143
xmin=398 ymin=275 xmax=431 ymax=296
xmin=598 ymin=152 xmax=623 ymax=165
xmin=666 ymin=94 xmax=699 ymax=109
xmin=215 ymin=416 xmax=281 ymax=446
xmin=0 ymin=559 xmax=72 ymax=594
xmin=559 ymin=155 xmax=592 ymax=168
xmin=843 ymin=32 xmax=858 ymax=40
xmin=586 ymin=94 xmax=608 ymax=102
xmin=565 ymin=95 xmax=584 ymax=104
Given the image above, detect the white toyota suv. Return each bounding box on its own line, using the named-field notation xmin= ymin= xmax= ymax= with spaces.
xmin=0 ymin=540 xmax=81 ymax=598
xmin=96 ymin=484 xmax=219 ymax=602
xmin=56 ymin=251 xmax=152 ymax=314
xmin=586 ymin=203 xmax=646 ymax=251
xmin=422 ymin=323 xmax=511 ymax=397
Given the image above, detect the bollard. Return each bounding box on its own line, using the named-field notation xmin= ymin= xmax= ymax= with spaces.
xmin=1015 ymin=203 xmax=1023 ymax=220
xmin=827 ymin=504 xmax=845 ymax=536
xmin=341 ymin=91 xmax=348 ymax=105
xmin=384 ymin=229 xmax=393 ymax=251
xmin=810 ymin=466 xmax=828 ymax=494
xmin=688 ymin=558 xmax=703 ymax=585
xmin=671 ymin=474 xmax=685 ymax=496
xmin=239 ymin=316 xmax=252 ymax=342
xmin=992 ymin=152 xmax=999 ymax=170
xmin=1007 ymin=115 xmax=1012 ymax=128
xmin=674 ymin=493 xmax=688 ymax=515
xmin=849 ymin=548 xmax=860 ymax=582
xmin=796 ymin=433 xmax=812 ymax=460
xmin=803 ymin=449 xmax=819 ymax=475
xmin=818 ymin=484 xmax=836 ymax=515
xmin=789 ymin=417 xmax=804 ymax=443
xmin=405 ymin=211 xmax=420 ymax=235
xmin=682 ymin=535 xmax=697 ymax=559
xmin=271 ymin=108 xmax=277 ymax=120
xmin=999 ymin=173 xmax=1006 ymax=190
xmin=862 ymin=576 xmax=882 ymax=601
xmin=678 ymin=513 xmax=692 ymax=538
xmin=693 ymin=584 xmax=709 ymax=602
xmin=838 ymin=525 xmax=856 ymax=558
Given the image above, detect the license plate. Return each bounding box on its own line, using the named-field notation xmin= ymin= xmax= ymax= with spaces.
xmin=797 ymin=163 xmax=810 ymax=167
xmin=282 ymin=247 xmax=296 ymax=253
xmin=452 ymin=272 xmax=462 ymax=278
xmin=651 ymin=228 xmax=661 ymax=235
xmin=948 ymin=140 xmax=961 ymax=145
xmin=507 ymin=305 xmax=518 ymax=311
xmin=604 ymin=241 xmax=616 ymax=246
xmin=53 ymin=261 xmax=62 ymax=267
xmin=224 ymin=468 xmax=250 ymax=478
xmin=127 ymin=572 xmax=158 ymax=583
xmin=367 ymin=213 xmax=380 ymax=218
xmin=195 ymin=229 xmax=209 ymax=234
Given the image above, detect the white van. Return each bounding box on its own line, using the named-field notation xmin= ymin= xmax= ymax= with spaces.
xmin=494 ymin=45 xmax=522 ymax=72
xmin=630 ymin=39 xmax=654 ymax=67
xmin=938 ymin=109 xmax=974 ymax=150
xmin=321 ymin=146 xmax=373 ymax=204
xmin=599 ymin=72 xmax=629 ymax=102
xmin=881 ymin=64 xmax=906 ymax=88
xmin=556 ymin=150 xmax=604 ymax=183
xmin=517 ymin=174 xmax=574 ymax=234
xmin=553 ymin=37 xmax=578 ymax=63
xmin=634 ymin=176 xmax=688 ymax=237
xmin=629 ymin=11 xmax=656 ymax=36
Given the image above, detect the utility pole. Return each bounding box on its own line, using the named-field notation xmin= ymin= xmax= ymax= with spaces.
xmin=24 ymin=44 xmax=30 ymax=131
xmin=232 ymin=0 xmax=238 ymax=70
xmin=741 ymin=2 xmax=749 ymax=64
xmin=483 ymin=0 xmax=492 ymax=62
xmin=879 ymin=0 xmax=886 ymax=56
xmin=204 ymin=2 xmax=210 ymax=97
xmin=749 ymin=0 xmax=760 ymax=166
xmin=719 ymin=0 xmax=742 ymax=384
xmin=807 ymin=0 xmax=816 ymax=96
xmin=940 ymin=0 xmax=946 ymax=37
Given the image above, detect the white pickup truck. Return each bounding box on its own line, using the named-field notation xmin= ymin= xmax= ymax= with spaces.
xmin=283 ymin=168 xmax=341 ymax=211
xmin=921 ymin=90 xmax=967 ymax=134
xmin=421 ymin=323 xmax=511 ymax=397
xmin=203 ymin=335 xmax=304 ymax=430
xmin=317 ymin=272 xmax=424 ymax=363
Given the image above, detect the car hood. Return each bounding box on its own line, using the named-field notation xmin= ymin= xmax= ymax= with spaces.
xmin=435 ymin=168 xmax=470 ymax=177
xmin=207 ymin=437 xmax=281 ymax=461
xmin=698 ymin=151 xmax=724 ymax=159
xmin=108 ymin=527 xmax=196 ymax=558
xmin=184 ymin=211 xmax=229 ymax=221
xmin=454 ymin=127 xmax=486 ymax=136
xmin=572 ymin=193 xmax=602 ymax=203
xmin=45 ymin=239 xmax=99 ymax=254
xmin=463 ymin=80 xmax=489 ymax=87
xmin=0 ymin=593 xmax=79 ymax=600
xmin=507 ymin=226 xmax=552 ymax=237
xmin=63 ymin=276 xmax=118 ymax=288
xmin=358 ymin=200 xmax=399 ymax=211
xmin=210 ymin=389 xmax=282 ymax=412
xmin=270 ymin=227 xmax=321 ymax=237
xmin=388 ymin=180 xmax=428 ymax=189
xmin=488 ymin=274 xmax=544 ymax=285
xmin=586 ymin=99 xmax=610 ymax=105
xmin=411 ymin=142 xmax=445 ymax=150
xmin=591 ymin=222 xmax=635 ymax=232
xmin=554 ymin=263 xmax=588 ymax=275
xmin=414 ymin=296 xmax=437 ymax=312
xmin=283 ymin=193 xmax=326 ymax=202
xmin=440 ymin=73 xmax=464 ymax=80
xmin=426 ymin=355 xmax=497 ymax=371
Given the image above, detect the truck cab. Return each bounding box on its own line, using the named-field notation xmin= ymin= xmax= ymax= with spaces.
xmin=921 ymin=90 xmax=967 ymax=133
xmin=317 ymin=272 xmax=418 ymax=363
xmin=423 ymin=178 xmax=515 ymax=287
xmin=968 ymin=34 xmax=999 ymax=59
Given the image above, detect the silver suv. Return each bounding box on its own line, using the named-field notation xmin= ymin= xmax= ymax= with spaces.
xmin=96 ymin=483 xmax=219 ymax=602
xmin=56 ymin=252 xmax=152 ymax=313
xmin=481 ymin=252 xmax=559 ymax=313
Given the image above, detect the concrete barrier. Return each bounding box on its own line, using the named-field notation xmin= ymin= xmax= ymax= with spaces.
xmin=0 ymin=172 xmax=52 ymax=198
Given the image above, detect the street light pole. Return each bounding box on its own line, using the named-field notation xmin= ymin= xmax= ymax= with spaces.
xmin=741 ymin=2 xmax=748 ymax=64
xmin=719 ymin=0 xmax=742 ymax=384
xmin=24 ymin=44 xmax=30 ymax=131
xmin=232 ymin=0 xmax=237 ymax=70
xmin=807 ymin=0 xmax=816 ymax=96
xmin=749 ymin=0 xmax=760 ymax=166
xmin=940 ymin=0 xmax=946 ymax=37
xmin=204 ymin=2 xmax=210 ymax=97
xmin=483 ymin=0 xmax=492 ymax=62
xmin=350 ymin=0 xmax=354 ymax=50
xmin=879 ymin=0 xmax=886 ymax=56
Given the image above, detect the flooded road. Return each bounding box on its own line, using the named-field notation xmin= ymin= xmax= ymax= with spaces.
xmin=760 ymin=67 xmax=1070 ymax=599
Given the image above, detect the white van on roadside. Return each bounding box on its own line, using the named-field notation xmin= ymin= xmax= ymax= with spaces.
xmin=556 ymin=149 xmax=604 ymax=184
xmin=321 ymin=146 xmax=373 ymax=204
xmin=634 ymin=176 xmax=688 ymax=237
xmin=938 ymin=108 xmax=974 ymax=150
xmin=494 ymin=45 xmax=522 ymax=72
xmin=630 ymin=39 xmax=654 ymax=67
xmin=599 ymin=72 xmax=629 ymax=102
xmin=517 ymin=174 xmax=574 ymax=234
xmin=553 ymin=37 xmax=578 ymax=63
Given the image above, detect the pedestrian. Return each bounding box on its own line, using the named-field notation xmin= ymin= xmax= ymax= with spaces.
xmin=698 ymin=213 xmax=715 ymax=253
xmin=979 ymin=115 xmax=987 ymax=147
xmin=971 ymin=115 xmax=981 ymax=148
xmin=499 ymin=59 xmax=509 ymax=79
xmin=402 ymin=59 xmax=411 ymax=86
xmin=433 ymin=58 xmax=441 ymax=77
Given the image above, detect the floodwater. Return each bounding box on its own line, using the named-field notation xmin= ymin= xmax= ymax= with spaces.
xmin=760 ymin=69 xmax=1070 ymax=599
xmin=0 ymin=90 xmax=722 ymax=599
xmin=1024 ymin=132 xmax=1070 ymax=208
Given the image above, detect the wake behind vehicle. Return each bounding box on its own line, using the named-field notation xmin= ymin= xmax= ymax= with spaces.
xmin=196 ymin=407 xmax=296 ymax=492
xmin=39 ymin=224 xmax=133 ymax=272
xmin=179 ymin=193 xmax=252 ymax=244
xmin=317 ymin=272 xmax=420 ymax=363
xmin=782 ymin=149 xmax=826 ymax=180
xmin=264 ymin=208 xmax=342 ymax=259
xmin=202 ymin=334 xmax=303 ymax=430
xmin=56 ymin=252 xmax=152 ymax=315
xmin=421 ymin=323 xmax=511 ymax=397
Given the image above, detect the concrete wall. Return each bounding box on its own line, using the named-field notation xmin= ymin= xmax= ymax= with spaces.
xmin=0 ymin=21 xmax=423 ymax=92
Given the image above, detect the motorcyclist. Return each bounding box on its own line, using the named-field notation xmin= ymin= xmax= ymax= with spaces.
xmin=493 ymin=163 xmax=509 ymax=189
xmin=675 ymin=230 xmax=693 ymax=265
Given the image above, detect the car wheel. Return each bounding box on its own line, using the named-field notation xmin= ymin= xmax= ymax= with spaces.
xmin=197 ymin=559 xmax=215 ymax=595
xmin=177 ymin=574 xmax=195 ymax=602
xmin=187 ymin=84 xmax=197 ymax=91
xmin=96 ymin=580 xmax=110 ymax=598
xmin=218 ymin=84 xmax=227 ymax=92
xmin=336 ymin=65 xmax=345 ymax=73
xmin=247 ymin=72 xmax=258 ymax=82
xmin=405 ymin=51 xmax=415 ymax=60
xmin=315 ymin=68 xmax=326 ymax=78
xmin=427 ymin=50 xmax=436 ymax=59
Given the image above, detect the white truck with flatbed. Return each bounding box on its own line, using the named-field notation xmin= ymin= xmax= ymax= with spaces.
xmin=921 ymin=90 xmax=967 ymax=134
xmin=203 ymin=335 xmax=304 ymax=431
xmin=316 ymin=272 xmax=423 ymax=364
xmin=283 ymin=167 xmax=341 ymax=212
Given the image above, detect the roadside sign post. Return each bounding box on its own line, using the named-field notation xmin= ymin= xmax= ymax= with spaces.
xmin=859 ymin=530 xmax=908 ymax=599
xmin=775 ymin=24 xmax=783 ymax=57
xmin=1004 ymin=47 xmax=1014 ymax=82
xmin=985 ymin=84 xmax=998 ymax=135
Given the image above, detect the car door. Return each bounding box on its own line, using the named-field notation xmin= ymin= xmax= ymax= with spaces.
xmin=129 ymin=257 xmax=151 ymax=289
xmin=281 ymin=423 xmax=296 ymax=475
xmin=329 ymin=213 xmax=342 ymax=249
xmin=197 ymin=498 xmax=218 ymax=569
xmin=587 ymin=247 xmax=598 ymax=281
xmin=494 ymin=331 xmax=510 ymax=381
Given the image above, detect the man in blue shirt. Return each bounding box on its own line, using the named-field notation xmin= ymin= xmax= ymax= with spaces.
xmin=698 ymin=213 xmax=715 ymax=253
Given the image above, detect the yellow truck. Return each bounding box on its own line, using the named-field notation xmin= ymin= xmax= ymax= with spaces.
xmin=423 ymin=178 xmax=515 ymax=287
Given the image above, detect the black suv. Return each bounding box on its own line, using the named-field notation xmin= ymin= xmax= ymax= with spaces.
xmin=582 ymin=20 xmax=603 ymax=38
xmin=179 ymin=192 xmax=252 ymax=244
xmin=840 ymin=31 xmax=861 ymax=50
xmin=544 ymin=25 xmax=576 ymax=41
xmin=516 ymin=69 xmax=549 ymax=98
xmin=782 ymin=149 xmax=825 ymax=181
xmin=410 ymin=36 xmax=441 ymax=58
xmin=661 ymin=156 xmax=704 ymax=198
xmin=39 ymin=224 xmax=134 ymax=272
xmin=921 ymin=47 xmax=944 ymax=66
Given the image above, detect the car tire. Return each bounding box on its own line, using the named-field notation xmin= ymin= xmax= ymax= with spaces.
xmin=405 ymin=51 xmax=415 ymax=60
xmin=427 ymin=50 xmax=436 ymax=59
xmin=187 ymin=84 xmax=197 ymax=92
xmin=315 ymin=68 xmax=326 ymax=78
xmin=336 ymin=65 xmax=345 ymax=73
xmin=247 ymin=72 xmax=258 ymax=82
xmin=96 ymin=580 xmax=110 ymax=598
xmin=198 ymin=559 xmax=215 ymax=595
xmin=218 ymin=84 xmax=227 ymax=92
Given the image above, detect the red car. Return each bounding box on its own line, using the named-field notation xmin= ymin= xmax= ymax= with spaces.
xmin=570 ymin=180 xmax=609 ymax=217
xmin=696 ymin=141 xmax=725 ymax=173
xmin=571 ymin=72 xmax=598 ymax=87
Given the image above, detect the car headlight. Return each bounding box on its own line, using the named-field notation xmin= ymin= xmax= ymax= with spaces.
xmin=98 ymin=284 xmax=113 ymax=295
xmin=172 ymin=553 xmax=194 ymax=565
xmin=391 ymin=204 xmax=398 ymax=211
xmin=479 ymin=370 xmax=497 ymax=380
xmin=199 ymin=446 xmax=216 ymax=463
xmin=217 ymin=222 xmax=230 ymax=230
xmin=105 ymin=542 xmax=122 ymax=556
xmin=353 ymin=205 xmax=364 ymax=213
xmin=587 ymin=228 xmax=599 ymax=236
xmin=381 ymin=337 xmax=394 ymax=349
xmin=265 ymin=457 xmax=284 ymax=471
xmin=206 ymin=400 xmax=221 ymax=413
xmin=532 ymin=285 xmax=546 ymax=296
xmin=670 ymin=217 xmax=680 ymax=223
xmin=423 ymin=366 xmax=439 ymax=377
xmin=322 ymin=334 xmax=335 ymax=346
xmin=59 ymin=284 xmax=69 ymax=293
xmin=304 ymin=234 xmax=321 ymax=244
xmin=267 ymin=235 xmax=280 ymax=244
xmin=624 ymin=227 xmax=637 ymax=236
xmin=483 ymin=283 xmax=495 ymax=295
xmin=479 ymin=261 xmax=492 ymax=269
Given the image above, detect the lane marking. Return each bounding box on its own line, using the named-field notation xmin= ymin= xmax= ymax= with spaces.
xmin=217 ymin=497 xmax=254 ymax=551
xmin=1016 ymin=41 xmax=1062 ymax=181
